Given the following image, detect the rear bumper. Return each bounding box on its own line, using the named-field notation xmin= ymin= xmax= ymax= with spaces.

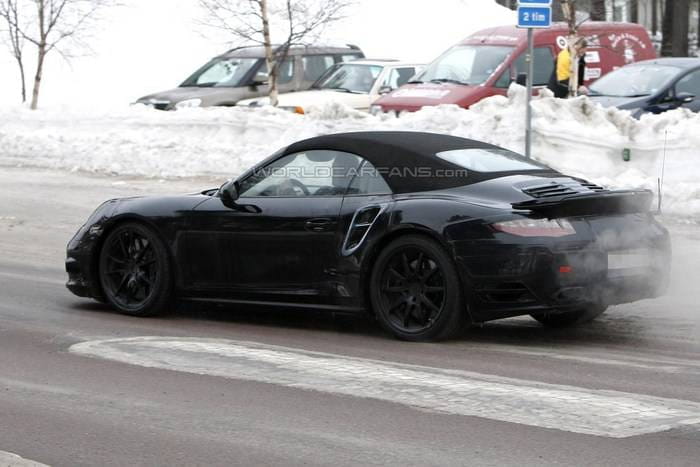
xmin=453 ymin=234 xmax=671 ymax=322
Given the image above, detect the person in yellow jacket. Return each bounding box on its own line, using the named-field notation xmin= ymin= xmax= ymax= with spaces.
xmin=547 ymin=39 xmax=588 ymax=98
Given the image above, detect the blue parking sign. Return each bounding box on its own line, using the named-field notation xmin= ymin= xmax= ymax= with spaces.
xmin=518 ymin=0 xmax=552 ymax=4
xmin=517 ymin=6 xmax=552 ymax=29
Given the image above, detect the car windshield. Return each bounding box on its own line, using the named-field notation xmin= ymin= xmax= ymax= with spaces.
xmin=313 ymin=64 xmax=383 ymax=93
xmin=181 ymin=57 xmax=260 ymax=87
xmin=589 ymin=65 xmax=681 ymax=97
xmin=436 ymin=148 xmax=550 ymax=172
xmin=416 ymin=45 xmax=514 ymax=85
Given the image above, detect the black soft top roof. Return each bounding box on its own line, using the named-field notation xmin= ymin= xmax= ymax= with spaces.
xmin=284 ymin=131 xmax=553 ymax=193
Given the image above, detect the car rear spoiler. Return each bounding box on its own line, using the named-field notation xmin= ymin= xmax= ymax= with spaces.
xmin=512 ymin=189 xmax=654 ymax=217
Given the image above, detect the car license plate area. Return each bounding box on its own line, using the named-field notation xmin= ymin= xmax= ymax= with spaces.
xmin=607 ymin=249 xmax=652 ymax=275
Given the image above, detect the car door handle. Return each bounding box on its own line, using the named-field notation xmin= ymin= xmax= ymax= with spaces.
xmin=305 ymin=218 xmax=333 ymax=232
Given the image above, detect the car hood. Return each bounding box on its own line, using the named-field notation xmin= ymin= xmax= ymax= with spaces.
xmin=373 ymin=82 xmax=489 ymax=111
xmin=237 ymin=89 xmax=372 ymax=110
xmin=135 ymin=86 xmax=256 ymax=108
xmin=588 ymin=95 xmax=649 ymax=110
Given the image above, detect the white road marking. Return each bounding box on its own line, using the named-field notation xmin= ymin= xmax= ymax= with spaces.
xmin=71 ymin=336 xmax=700 ymax=438
xmin=464 ymin=343 xmax=700 ymax=373
xmin=0 ymin=450 xmax=49 ymax=467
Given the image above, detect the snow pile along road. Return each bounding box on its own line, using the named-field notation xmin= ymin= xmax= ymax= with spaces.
xmin=0 ymin=84 xmax=698 ymax=218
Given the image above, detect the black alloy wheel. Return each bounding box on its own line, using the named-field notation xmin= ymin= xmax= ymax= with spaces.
xmin=370 ymin=235 xmax=465 ymax=341
xmin=98 ymin=222 xmax=172 ymax=316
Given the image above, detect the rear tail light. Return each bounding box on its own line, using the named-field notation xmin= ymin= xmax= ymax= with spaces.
xmin=492 ymin=218 xmax=576 ymax=238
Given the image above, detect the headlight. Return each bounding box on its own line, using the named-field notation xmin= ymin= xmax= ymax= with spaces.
xmin=369 ymin=105 xmax=383 ymax=115
xmin=492 ymin=218 xmax=576 ymax=238
xmin=175 ymin=98 xmax=202 ymax=109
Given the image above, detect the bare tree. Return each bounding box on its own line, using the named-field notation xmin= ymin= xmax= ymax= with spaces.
xmin=0 ymin=0 xmax=27 ymax=102
xmin=4 ymin=0 xmax=115 ymax=109
xmin=557 ymin=0 xmax=585 ymax=96
xmin=199 ymin=0 xmax=350 ymax=107
xmin=662 ymin=0 xmax=690 ymax=56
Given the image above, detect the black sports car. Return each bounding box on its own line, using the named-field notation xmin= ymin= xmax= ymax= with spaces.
xmin=66 ymin=132 xmax=671 ymax=341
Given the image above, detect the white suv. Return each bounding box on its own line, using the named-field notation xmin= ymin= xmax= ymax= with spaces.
xmin=236 ymin=60 xmax=422 ymax=113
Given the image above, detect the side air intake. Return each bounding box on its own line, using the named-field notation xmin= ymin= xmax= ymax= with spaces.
xmin=341 ymin=205 xmax=386 ymax=255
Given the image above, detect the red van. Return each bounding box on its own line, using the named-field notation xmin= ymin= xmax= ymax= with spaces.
xmin=372 ymin=22 xmax=656 ymax=113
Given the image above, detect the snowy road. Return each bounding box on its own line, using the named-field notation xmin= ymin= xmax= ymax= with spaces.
xmin=1 ymin=167 xmax=700 ymax=466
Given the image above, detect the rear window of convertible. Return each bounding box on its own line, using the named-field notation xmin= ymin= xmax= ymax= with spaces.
xmin=436 ymin=148 xmax=550 ymax=173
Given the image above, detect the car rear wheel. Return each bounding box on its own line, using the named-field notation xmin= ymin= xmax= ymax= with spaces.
xmin=530 ymin=305 xmax=608 ymax=328
xmin=98 ymin=222 xmax=172 ymax=317
xmin=370 ymin=235 xmax=465 ymax=341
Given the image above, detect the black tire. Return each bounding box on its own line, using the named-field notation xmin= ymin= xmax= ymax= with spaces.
xmin=530 ymin=305 xmax=608 ymax=328
xmin=369 ymin=235 xmax=465 ymax=341
xmin=98 ymin=222 xmax=173 ymax=317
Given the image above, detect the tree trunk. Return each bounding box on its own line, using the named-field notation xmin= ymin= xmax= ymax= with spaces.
xmin=30 ymin=0 xmax=46 ymax=110
xmin=651 ymin=0 xmax=658 ymax=36
xmin=552 ymin=0 xmax=566 ymax=22
xmin=259 ymin=0 xmax=278 ymax=107
xmin=662 ymin=0 xmax=690 ymax=57
xmin=14 ymin=54 xmax=26 ymax=103
xmin=661 ymin=0 xmax=674 ymax=56
xmin=558 ymin=1 xmax=581 ymax=97
xmin=30 ymin=46 xmax=46 ymax=110
xmin=629 ymin=0 xmax=638 ymax=23
xmin=590 ymin=0 xmax=606 ymax=21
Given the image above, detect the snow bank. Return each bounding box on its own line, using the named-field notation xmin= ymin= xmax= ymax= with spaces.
xmin=1 ymin=85 xmax=699 ymax=218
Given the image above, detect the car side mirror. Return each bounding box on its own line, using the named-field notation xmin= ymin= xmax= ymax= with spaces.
xmin=251 ymin=71 xmax=269 ymax=86
xmin=676 ymin=92 xmax=695 ymax=104
xmin=516 ymin=72 xmax=527 ymax=86
xmin=219 ymin=179 xmax=240 ymax=208
xmin=378 ymin=85 xmax=393 ymax=95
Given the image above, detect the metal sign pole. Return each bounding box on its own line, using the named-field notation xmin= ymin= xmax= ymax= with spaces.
xmin=517 ymin=0 xmax=551 ymax=158
xmin=525 ymin=27 xmax=534 ymax=159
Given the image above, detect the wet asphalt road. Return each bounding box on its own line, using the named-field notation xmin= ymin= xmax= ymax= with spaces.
xmin=1 ymin=167 xmax=699 ymax=467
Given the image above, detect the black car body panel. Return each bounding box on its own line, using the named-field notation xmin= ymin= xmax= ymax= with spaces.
xmin=66 ymin=132 xmax=671 ymax=323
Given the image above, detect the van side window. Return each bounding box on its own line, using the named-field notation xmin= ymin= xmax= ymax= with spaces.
xmin=303 ymin=55 xmax=335 ymax=81
xmin=512 ymin=47 xmax=555 ymax=86
xmin=257 ymin=58 xmax=294 ymax=84
xmin=338 ymin=54 xmax=362 ymax=63
xmin=495 ymin=67 xmax=511 ymax=88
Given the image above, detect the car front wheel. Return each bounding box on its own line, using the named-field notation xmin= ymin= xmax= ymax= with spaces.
xmin=370 ymin=235 xmax=466 ymax=341
xmin=98 ymin=222 xmax=172 ymax=317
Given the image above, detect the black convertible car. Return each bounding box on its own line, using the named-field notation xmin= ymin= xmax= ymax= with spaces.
xmin=66 ymin=132 xmax=671 ymax=341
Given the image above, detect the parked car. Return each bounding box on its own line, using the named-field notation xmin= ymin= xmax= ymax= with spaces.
xmin=66 ymin=132 xmax=670 ymax=341
xmin=588 ymin=58 xmax=700 ymax=117
xmin=135 ymin=44 xmax=364 ymax=110
xmin=236 ymin=60 xmax=422 ymax=113
xmin=372 ymin=22 xmax=656 ymax=114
